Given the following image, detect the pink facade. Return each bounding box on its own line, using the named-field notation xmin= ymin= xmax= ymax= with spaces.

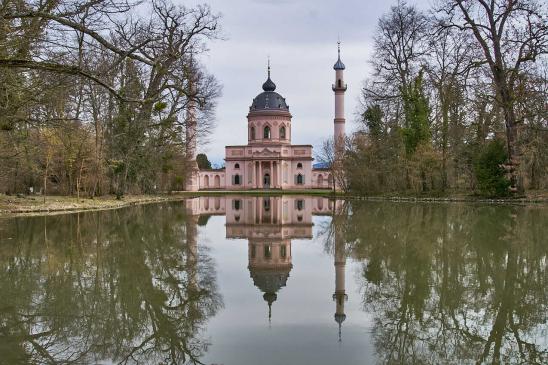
xmin=196 ymin=47 xmax=346 ymax=191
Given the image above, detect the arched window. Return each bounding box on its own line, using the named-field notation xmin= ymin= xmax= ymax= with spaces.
xmin=234 ymin=163 xmax=240 ymax=169
xmin=263 ymin=126 xmax=271 ymax=139
xmin=297 ymin=162 xmax=302 ymax=169
xmin=338 ymin=79 xmax=342 ymax=88
xmin=264 ymin=245 xmax=272 ymax=259
xmin=296 ymin=174 xmax=304 ymax=185
xmin=250 ymin=127 xmax=255 ymax=140
xmin=233 ymin=174 xmax=241 ymax=185
xmin=280 ymin=126 xmax=286 ymax=139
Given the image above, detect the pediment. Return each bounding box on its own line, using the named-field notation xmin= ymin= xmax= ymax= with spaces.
xmin=252 ymin=148 xmax=280 ymax=157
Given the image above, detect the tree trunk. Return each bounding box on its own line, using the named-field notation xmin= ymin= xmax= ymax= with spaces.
xmin=495 ymin=76 xmax=523 ymax=194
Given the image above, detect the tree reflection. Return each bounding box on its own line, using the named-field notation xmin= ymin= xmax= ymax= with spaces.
xmin=346 ymin=202 xmax=547 ymax=364
xmin=0 ymin=203 xmax=222 ymax=364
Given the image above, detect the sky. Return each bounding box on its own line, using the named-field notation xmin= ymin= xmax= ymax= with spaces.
xmin=184 ymin=0 xmax=429 ymax=165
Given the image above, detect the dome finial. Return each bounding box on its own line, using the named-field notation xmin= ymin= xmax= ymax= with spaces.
xmin=267 ymin=55 xmax=271 ymax=79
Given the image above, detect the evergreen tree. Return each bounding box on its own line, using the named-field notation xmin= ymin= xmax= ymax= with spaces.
xmin=362 ymin=104 xmax=384 ymax=139
xmin=473 ymin=139 xmax=511 ymax=197
xmin=401 ymin=71 xmax=430 ymax=155
xmin=196 ymin=153 xmax=212 ymax=170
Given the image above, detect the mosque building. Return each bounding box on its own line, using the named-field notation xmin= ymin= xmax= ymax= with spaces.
xmin=185 ymin=44 xmax=347 ymax=191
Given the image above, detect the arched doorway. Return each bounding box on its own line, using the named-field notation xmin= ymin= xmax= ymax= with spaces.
xmin=204 ymin=175 xmax=209 ymax=188
xmin=263 ymin=173 xmax=270 ymax=188
xmin=318 ymin=174 xmax=323 ymax=187
xmin=214 ymin=175 xmax=220 ymax=188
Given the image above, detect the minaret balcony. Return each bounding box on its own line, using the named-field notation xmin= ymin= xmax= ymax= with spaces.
xmin=332 ymin=84 xmax=347 ymax=92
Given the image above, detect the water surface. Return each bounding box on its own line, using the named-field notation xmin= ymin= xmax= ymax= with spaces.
xmin=0 ymin=196 xmax=546 ymax=364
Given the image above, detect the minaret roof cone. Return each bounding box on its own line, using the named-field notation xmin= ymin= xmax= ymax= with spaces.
xmin=333 ymin=41 xmax=346 ymax=70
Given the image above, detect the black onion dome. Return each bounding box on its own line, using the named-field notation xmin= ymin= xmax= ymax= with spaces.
xmin=262 ymin=76 xmax=276 ymax=92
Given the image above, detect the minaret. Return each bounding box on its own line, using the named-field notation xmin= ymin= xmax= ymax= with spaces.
xmin=185 ymin=56 xmax=200 ymax=191
xmin=332 ymin=215 xmax=347 ymax=342
xmin=332 ymin=41 xmax=347 ymax=150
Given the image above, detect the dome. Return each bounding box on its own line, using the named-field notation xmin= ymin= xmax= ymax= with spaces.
xmin=249 ymin=267 xmax=291 ymax=294
xmin=250 ymin=67 xmax=289 ymax=112
xmin=262 ymin=76 xmax=276 ymax=92
xmin=250 ymin=91 xmax=289 ymax=111
xmin=333 ymin=57 xmax=345 ymax=70
xmin=334 ymin=313 xmax=346 ymax=324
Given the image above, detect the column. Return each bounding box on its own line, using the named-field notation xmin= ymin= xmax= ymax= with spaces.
xmin=279 ymin=162 xmax=282 ymax=188
xmin=259 ymin=162 xmax=262 ymax=189
xmin=269 ymin=161 xmax=273 ymax=188
xmin=272 ymin=161 xmax=278 ymax=188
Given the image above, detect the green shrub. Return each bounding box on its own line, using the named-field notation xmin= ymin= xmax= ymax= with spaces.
xmin=473 ymin=140 xmax=511 ymax=197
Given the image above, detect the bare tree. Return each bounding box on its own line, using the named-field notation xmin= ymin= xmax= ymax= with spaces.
xmin=316 ymin=137 xmax=349 ymax=194
xmin=436 ymin=0 xmax=548 ymax=193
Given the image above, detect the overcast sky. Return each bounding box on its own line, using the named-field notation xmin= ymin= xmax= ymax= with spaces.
xmin=184 ymin=0 xmax=430 ymax=165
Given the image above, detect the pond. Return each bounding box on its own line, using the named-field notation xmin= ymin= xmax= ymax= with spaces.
xmin=0 ymin=196 xmax=546 ymax=364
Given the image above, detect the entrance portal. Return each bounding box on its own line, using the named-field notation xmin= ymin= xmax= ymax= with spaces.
xmin=263 ymin=173 xmax=271 ymax=188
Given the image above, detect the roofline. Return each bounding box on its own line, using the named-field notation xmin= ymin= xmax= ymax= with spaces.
xmin=247 ymin=110 xmax=292 ymax=118
xmin=225 ymin=144 xmax=313 ymax=148
xmin=225 ymin=157 xmax=314 ymax=161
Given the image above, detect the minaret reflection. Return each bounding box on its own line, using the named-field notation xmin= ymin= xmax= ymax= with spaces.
xmin=330 ymin=200 xmax=348 ymax=342
xmin=333 ymin=225 xmax=347 ymax=342
xmin=188 ymin=196 xmax=333 ymax=324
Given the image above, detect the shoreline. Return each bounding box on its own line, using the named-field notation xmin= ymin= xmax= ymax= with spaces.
xmin=0 ymin=194 xmax=188 ymax=218
xmin=343 ymin=194 xmax=547 ymax=204
xmin=1 ymin=190 xmax=546 ymax=217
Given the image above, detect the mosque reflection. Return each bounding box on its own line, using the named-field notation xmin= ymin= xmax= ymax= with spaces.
xmin=186 ymin=195 xmax=347 ymax=336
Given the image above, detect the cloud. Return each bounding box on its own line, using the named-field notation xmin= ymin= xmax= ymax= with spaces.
xmin=182 ymin=0 xmax=430 ymax=164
